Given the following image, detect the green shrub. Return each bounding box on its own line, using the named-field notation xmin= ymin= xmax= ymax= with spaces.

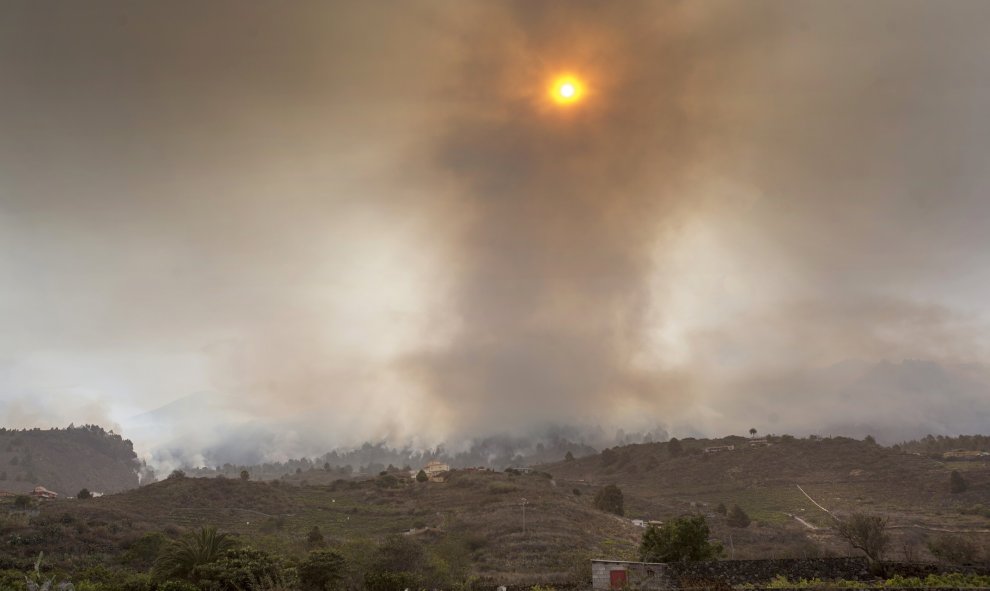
xmin=153 ymin=526 xmax=235 ymax=581
xmin=364 ymin=570 xmax=419 ymax=591
xmin=639 ymin=515 xmax=722 ymax=562
xmin=487 ymin=482 xmax=518 ymax=494
xmin=307 ymin=526 xmax=325 ymax=547
xmin=121 ymin=532 xmax=167 ymax=568
xmin=298 ymin=549 xmax=347 ymax=591
xmin=192 ymin=547 xmax=287 ymax=590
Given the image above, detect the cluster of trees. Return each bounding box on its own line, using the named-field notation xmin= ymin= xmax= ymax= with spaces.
xmin=593 ymin=484 xmax=624 ymax=516
xmin=184 ymin=434 xmax=595 ymax=482
xmin=637 ymin=509 xmax=985 ymax=569
xmin=150 ymin=527 xmax=346 ymax=590
xmin=8 ymin=523 xmax=478 ymax=591
xmin=898 ymin=434 xmax=990 ymax=455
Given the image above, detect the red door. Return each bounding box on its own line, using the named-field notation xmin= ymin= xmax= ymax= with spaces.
xmin=610 ymin=570 xmax=627 ymax=589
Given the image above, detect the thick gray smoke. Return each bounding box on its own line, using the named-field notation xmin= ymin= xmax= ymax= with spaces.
xmin=3 ymin=1 xmax=990 ymax=468
xmin=402 ymin=1 xmax=777 ymax=430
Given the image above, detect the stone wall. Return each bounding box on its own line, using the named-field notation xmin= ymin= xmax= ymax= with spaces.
xmin=591 ymin=558 xmax=990 ymax=590
xmin=663 ymin=557 xmax=872 ymax=587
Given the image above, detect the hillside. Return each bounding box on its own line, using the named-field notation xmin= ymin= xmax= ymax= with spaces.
xmin=3 ymin=434 xmax=990 ymax=582
xmin=0 ymin=425 xmax=140 ymax=497
xmin=541 ymin=435 xmax=990 ymax=558
xmin=3 ymin=470 xmax=639 ymax=582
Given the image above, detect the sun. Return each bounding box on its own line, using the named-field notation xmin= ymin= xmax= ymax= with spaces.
xmin=550 ymin=75 xmax=584 ymax=105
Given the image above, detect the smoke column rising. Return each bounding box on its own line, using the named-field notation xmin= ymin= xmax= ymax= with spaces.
xmin=3 ymin=2 xmax=990 ymax=466
xmin=404 ymin=1 xmax=777 ymax=431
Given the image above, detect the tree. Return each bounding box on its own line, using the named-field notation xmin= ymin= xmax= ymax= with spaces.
xmin=864 ymin=435 xmax=877 ymax=446
xmin=928 ymin=534 xmax=980 ymax=565
xmin=836 ymin=514 xmax=890 ymax=563
xmin=749 ymin=428 xmax=758 ymax=438
xmin=726 ymin=504 xmax=751 ymax=528
xmin=667 ymin=438 xmax=683 ymax=457
xmin=153 ymin=526 xmax=236 ymax=581
xmin=639 ymin=515 xmax=723 ymax=562
xmin=299 ymin=549 xmax=347 ymax=591
xmin=565 ymin=451 xmax=575 ymax=461
xmin=601 ymin=448 xmax=618 ymax=466
xmin=593 ymin=484 xmax=624 ymax=516
xmin=192 ymin=547 xmax=285 ymax=590
xmin=167 ymin=469 xmax=186 ymax=480
xmin=416 ymin=469 xmax=428 ymax=483
xmin=307 ymin=525 xmax=325 ymax=546
xmin=373 ymin=534 xmax=426 ymax=573
xmin=13 ymin=494 xmax=31 ymax=509
xmin=77 ymin=488 xmax=92 ymax=499
xmin=715 ymin=503 xmax=727 ymax=515
xmin=240 ymin=470 xmax=250 ymax=481
xmin=950 ymin=470 xmax=968 ymax=494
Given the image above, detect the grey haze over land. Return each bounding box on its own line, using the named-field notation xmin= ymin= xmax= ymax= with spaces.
xmin=3 ymin=1 xmax=990 ymax=468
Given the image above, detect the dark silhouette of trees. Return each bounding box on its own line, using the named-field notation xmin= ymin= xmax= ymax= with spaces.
xmin=307 ymin=525 xmax=325 ymax=546
xmin=593 ymin=484 xmax=624 ymax=516
xmin=416 ymin=470 xmax=428 ymax=483
xmin=240 ymin=470 xmax=250 ymax=481
xmin=299 ymin=549 xmax=346 ymax=591
xmin=727 ymin=504 xmax=751 ymax=528
xmin=77 ymin=488 xmax=92 ymax=499
xmin=950 ymin=470 xmax=968 ymax=494
xmin=601 ymin=448 xmax=618 ymax=465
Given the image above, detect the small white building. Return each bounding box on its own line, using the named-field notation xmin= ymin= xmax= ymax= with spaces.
xmin=422 ymin=460 xmax=450 ymax=482
xmin=31 ymin=486 xmax=58 ymax=499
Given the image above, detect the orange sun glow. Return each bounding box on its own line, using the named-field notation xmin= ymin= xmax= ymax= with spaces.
xmin=550 ymin=75 xmax=584 ymax=105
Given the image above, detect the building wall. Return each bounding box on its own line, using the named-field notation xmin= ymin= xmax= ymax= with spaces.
xmin=592 ymin=560 xmax=669 ymax=591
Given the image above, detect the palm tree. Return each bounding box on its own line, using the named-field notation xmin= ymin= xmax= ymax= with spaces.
xmin=749 ymin=428 xmax=757 ymax=438
xmin=153 ymin=526 xmax=235 ymax=581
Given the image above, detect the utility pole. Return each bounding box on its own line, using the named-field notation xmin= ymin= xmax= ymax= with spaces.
xmin=521 ymin=497 xmax=528 ymax=536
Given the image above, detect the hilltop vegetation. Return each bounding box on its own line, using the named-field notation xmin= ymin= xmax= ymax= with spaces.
xmin=0 ymin=425 xmax=142 ymax=496
xmin=185 ymin=435 xmax=598 ymax=482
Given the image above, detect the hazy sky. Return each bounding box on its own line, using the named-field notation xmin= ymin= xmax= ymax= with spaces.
xmin=3 ymin=1 xmax=990 ymax=465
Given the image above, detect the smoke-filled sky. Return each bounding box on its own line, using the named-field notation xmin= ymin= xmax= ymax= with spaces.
xmin=3 ymin=1 xmax=990 ymax=466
